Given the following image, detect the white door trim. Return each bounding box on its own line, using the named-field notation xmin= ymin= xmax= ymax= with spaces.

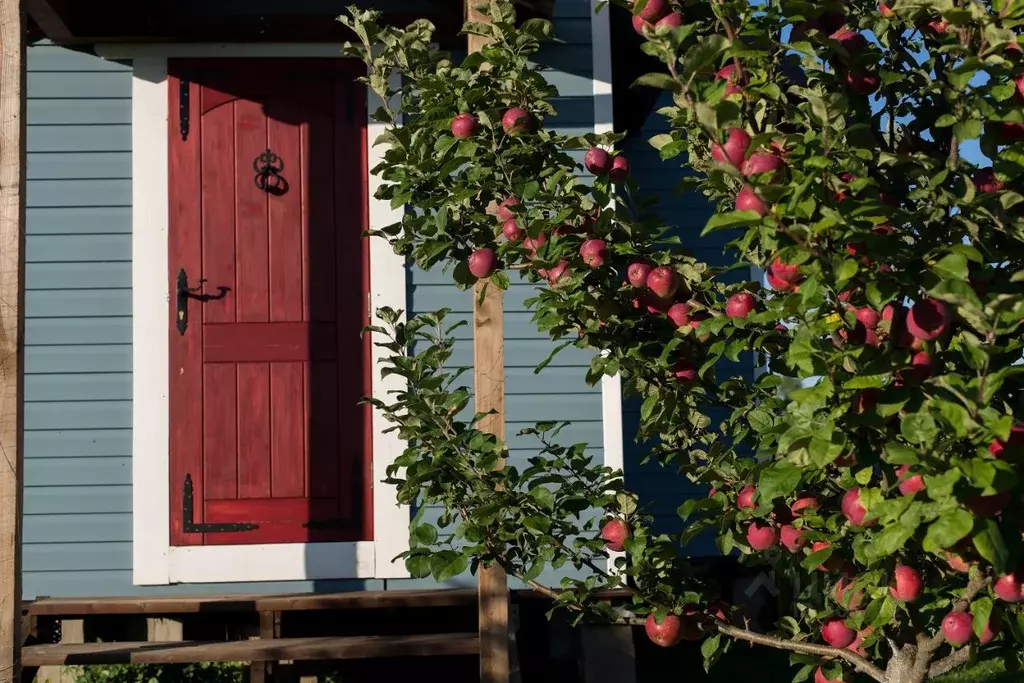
xmin=116 ymin=44 xmax=410 ymax=585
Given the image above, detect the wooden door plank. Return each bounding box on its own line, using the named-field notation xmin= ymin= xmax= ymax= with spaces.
xmin=0 ymin=0 xmax=26 ymax=678
xmin=270 ymin=362 xmax=305 ymax=498
xmin=203 ymin=322 xmax=336 ymax=363
xmin=307 ymin=360 xmax=338 ymax=502
xmin=234 ymin=98 xmax=270 ymax=323
xmin=203 ymin=364 xmax=238 ymax=501
xmin=199 ymin=99 xmax=237 ymax=325
xmin=168 ymin=71 xmax=204 ymax=546
xmin=267 ymin=114 xmax=304 ymax=323
xmin=22 ymin=634 xmax=482 ymax=666
xmin=237 ymin=363 xmax=272 ymax=499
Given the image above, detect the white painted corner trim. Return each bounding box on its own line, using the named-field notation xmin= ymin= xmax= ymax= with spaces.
xmin=119 ymin=44 xmax=410 ymax=585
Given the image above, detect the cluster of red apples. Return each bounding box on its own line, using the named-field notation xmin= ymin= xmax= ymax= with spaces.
xmin=629 ymin=0 xmax=684 ymax=34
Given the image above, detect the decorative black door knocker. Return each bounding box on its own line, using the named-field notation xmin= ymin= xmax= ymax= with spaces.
xmin=253 ymin=148 xmax=287 ymax=195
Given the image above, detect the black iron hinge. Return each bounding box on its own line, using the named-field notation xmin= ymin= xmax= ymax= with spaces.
xmin=182 ymin=474 xmax=258 ymax=533
xmin=179 ymin=79 xmax=191 ymax=141
xmin=302 ymin=518 xmax=349 ymax=530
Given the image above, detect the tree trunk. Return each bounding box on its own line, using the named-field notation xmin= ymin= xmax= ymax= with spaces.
xmin=883 ymin=643 xmax=929 ymax=683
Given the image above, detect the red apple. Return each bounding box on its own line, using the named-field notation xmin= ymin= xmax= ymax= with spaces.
xmin=715 ymin=63 xmax=743 ymax=97
xmin=706 ymin=600 xmax=730 ymax=622
xmin=855 ymin=307 xmax=880 ymax=329
xmin=497 ymin=196 xmax=520 ymax=222
xmin=841 ymin=488 xmax=875 ymax=527
xmin=726 ymin=292 xmax=757 ymax=319
xmin=628 ymin=261 xmax=652 ymax=289
xmin=742 ymin=151 xmax=783 ymax=178
xmin=989 ymin=425 xmax=1024 ymax=458
xmin=673 ymin=359 xmax=697 ymax=384
xmin=890 ymin=565 xmax=923 ymax=602
xmin=468 ymin=248 xmax=497 ymax=279
xmin=767 ymin=272 xmax=796 ymax=292
xmin=1015 ymin=73 xmax=1024 ymax=102
xmin=746 ymin=522 xmax=778 ymax=551
xmin=790 ymin=497 xmax=819 ymax=516
xmin=821 ymin=617 xmax=857 ymax=648
xmin=736 ymin=184 xmax=768 ymax=216
xmin=993 ymin=573 xmax=1024 ymax=602
xmin=815 ymin=667 xmax=847 ymax=683
xmin=580 ymin=239 xmax=609 ymax=268
xmin=584 ymin=147 xmax=611 ymax=176
xmin=847 ymin=625 xmax=873 ymax=655
xmin=502 ymin=219 xmax=524 ymax=242
xmin=946 ymin=550 xmax=972 ymax=573
xmin=634 ymin=0 xmax=669 ymax=21
xmin=667 ymin=303 xmax=692 ymax=328
xmin=501 ymin=107 xmax=532 ymax=135
xmin=834 ymin=577 xmax=864 ymax=610
xmin=737 ymin=486 xmax=757 ymax=510
xmin=879 ymin=2 xmax=894 ymax=17
xmin=811 ymin=540 xmax=842 ymax=572
xmin=710 ymin=127 xmax=751 ymax=168
xmin=780 ymin=524 xmax=806 ymax=552
xmin=600 ymin=518 xmax=630 ymax=552
xmin=609 ymin=156 xmax=630 ymax=183
xmin=769 ymin=257 xmax=800 ymax=283
xmin=846 ymin=71 xmax=880 ymax=95
xmin=451 ymin=112 xmax=478 ymax=139
xmin=546 ymin=260 xmax=570 ymax=286
xmin=966 ymin=491 xmax=1010 ymax=517
xmin=656 ymin=11 xmax=684 ymax=28
xmin=896 ymin=465 xmax=925 ymax=496
xmin=523 ymin=233 xmax=547 ymax=257
xmin=640 ymin=292 xmax=672 ymax=315
xmin=644 ymin=613 xmax=682 ymax=647
xmin=922 ymin=18 xmax=950 ymax=36
xmin=942 ymin=611 xmax=973 ymax=645
xmin=647 ymin=266 xmax=680 ymax=299
xmin=831 ymin=27 xmax=868 ymax=55
xmin=687 ymin=311 xmax=712 ymax=343
xmin=632 ymin=14 xmax=653 ymax=34
xmin=907 ymin=298 xmax=949 ymax=341
xmin=973 ymin=168 xmax=1003 ymax=194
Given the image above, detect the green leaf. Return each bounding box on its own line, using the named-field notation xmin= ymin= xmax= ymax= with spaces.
xmin=702 ymin=211 xmax=763 ymax=235
xmin=953 ymin=119 xmax=983 ymax=141
xmin=632 ymin=72 xmax=681 ymax=92
xmin=412 ymin=523 xmax=438 ymax=545
xmin=864 ymin=524 xmax=914 ymax=562
xmin=923 ymin=509 xmax=974 ymax=552
xmin=972 ymin=596 xmax=994 ymax=639
xmin=972 ymin=518 xmax=1010 ymax=573
xmin=530 ymin=485 xmax=556 ymax=511
xmin=757 ymin=461 xmax=802 ymax=502
xmin=701 ymin=633 xmax=722 ymax=673
xmin=406 ymin=554 xmax=432 ymax=579
xmin=431 ymin=550 xmax=469 ymax=582
xmin=901 ymin=412 xmax=939 ymax=445
xmin=931 ymin=252 xmax=969 ymax=281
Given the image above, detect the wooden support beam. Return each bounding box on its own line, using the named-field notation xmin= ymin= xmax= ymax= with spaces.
xmin=466 ymin=4 xmax=510 ymax=683
xmin=0 ymin=1 xmax=26 ymax=682
xmin=24 ymin=0 xmax=71 ymax=42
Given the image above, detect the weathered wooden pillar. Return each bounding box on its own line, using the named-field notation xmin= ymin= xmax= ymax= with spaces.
xmin=0 ymin=1 xmax=26 ymax=681
xmin=466 ymin=2 xmax=510 ymax=682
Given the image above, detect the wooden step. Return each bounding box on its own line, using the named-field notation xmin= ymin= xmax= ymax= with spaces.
xmin=25 ymin=588 xmax=479 ymax=616
xmin=22 ymin=633 xmax=480 ymax=666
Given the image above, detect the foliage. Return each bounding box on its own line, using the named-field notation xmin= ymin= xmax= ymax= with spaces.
xmin=341 ymin=1 xmax=1024 ymax=681
xmin=70 ymin=663 xmax=244 ymax=683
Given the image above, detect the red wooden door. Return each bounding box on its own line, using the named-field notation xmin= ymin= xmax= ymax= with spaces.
xmin=168 ymin=59 xmax=372 ymax=546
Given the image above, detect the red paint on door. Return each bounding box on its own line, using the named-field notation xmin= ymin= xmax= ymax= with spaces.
xmin=168 ymin=60 xmax=371 ymax=546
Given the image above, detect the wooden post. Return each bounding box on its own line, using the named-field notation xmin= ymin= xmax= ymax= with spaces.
xmin=466 ymin=2 xmax=509 ymax=682
xmin=0 ymin=1 xmax=26 ymax=682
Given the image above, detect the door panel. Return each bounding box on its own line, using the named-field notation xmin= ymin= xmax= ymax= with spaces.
xmin=168 ymin=59 xmax=370 ymax=546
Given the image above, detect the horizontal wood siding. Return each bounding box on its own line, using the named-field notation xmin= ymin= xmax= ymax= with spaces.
xmin=388 ymin=0 xmax=601 ymax=591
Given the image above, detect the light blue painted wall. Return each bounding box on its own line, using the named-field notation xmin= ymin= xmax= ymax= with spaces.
xmin=22 ymin=0 xmax=606 ymax=598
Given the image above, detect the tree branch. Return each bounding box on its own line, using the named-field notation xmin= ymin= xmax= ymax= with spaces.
xmin=929 ymin=646 xmax=972 ymax=679
xmin=716 ymin=625 xmax=887 ymax=683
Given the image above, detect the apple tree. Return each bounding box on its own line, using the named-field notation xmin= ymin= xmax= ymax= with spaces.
xmin=341 ymin=1 xmax=1024 ymax=681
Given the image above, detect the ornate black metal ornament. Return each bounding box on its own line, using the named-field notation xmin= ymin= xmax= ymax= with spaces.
xmin=179 ymin=79 xmax=190 ymax=141
xmin=253 ymin=148 xmax=287 ymax=195
xmin=182 ymin=474 xmax=259 ymax=534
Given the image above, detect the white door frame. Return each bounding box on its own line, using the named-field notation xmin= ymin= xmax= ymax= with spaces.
xmin=95 ymin=43 xmax=410 ymax=585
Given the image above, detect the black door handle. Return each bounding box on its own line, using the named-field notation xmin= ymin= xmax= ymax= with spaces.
xmin=175 ymin=268 xmax=206 ymax=335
